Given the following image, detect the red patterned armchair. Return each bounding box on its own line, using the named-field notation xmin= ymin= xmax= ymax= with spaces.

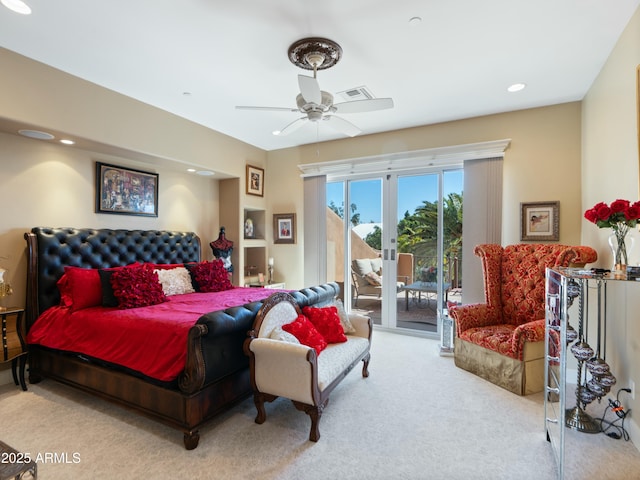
xmin=449 ymin=244 xmax=597 ymax=395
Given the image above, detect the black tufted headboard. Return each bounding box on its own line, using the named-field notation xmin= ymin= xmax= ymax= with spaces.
xmin=24 ymin=227 xmax=201 ymax=328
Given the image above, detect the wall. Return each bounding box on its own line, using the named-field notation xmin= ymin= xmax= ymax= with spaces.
xmin=0 ymin=47 xmax=269 ymax=304
xmin=268 ymin=102 xmax=584 ymax=290
xmin=581 ymin=7 xmax=640 ymax=442
xmin=0 ymin=48 xmax=266 ymax=178
xmin=0 ymin=132 xmax=219 ymax=305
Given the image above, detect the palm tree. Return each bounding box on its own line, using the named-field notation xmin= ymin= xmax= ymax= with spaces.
xmin=396 ymin=192 xmax=463 ymax=282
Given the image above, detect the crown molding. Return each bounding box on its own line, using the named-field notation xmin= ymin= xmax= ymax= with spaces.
xmin=298 ymin=139 xmax=511 ymax=178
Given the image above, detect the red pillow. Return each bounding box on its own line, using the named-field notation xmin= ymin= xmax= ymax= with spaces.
xmin=99 ymin=264 xmax=140 ymax=307
xmin=302 ymin=306 xmax=347 ymax=344
xmin=185 ymin=259 xmax=233 ymax=292
xmin=110 ymin=263 xmax=167 ymax=309
xmin=282 ymin=314 xmax=328 ymax=355
xmin=58 ymin=266 xmax=103 ymax=311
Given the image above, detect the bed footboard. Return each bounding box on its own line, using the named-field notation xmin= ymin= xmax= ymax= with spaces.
xmin=178 ymin=324 xmax=208 ymax=394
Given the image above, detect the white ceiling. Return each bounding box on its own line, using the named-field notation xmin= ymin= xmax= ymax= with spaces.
xmin=1 ymin=0 xmax=638 ymax=152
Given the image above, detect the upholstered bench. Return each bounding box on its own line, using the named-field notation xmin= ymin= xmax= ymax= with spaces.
xmin=244 ymin=291 xmax=372 ymax=441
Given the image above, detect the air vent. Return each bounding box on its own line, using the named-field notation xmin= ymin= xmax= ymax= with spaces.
xmin=337 ymin=86 xmax=374 ymax=102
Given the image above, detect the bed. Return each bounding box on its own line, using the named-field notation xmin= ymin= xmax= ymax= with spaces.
xmin=24 ymin=227 xmax=339 ymax=449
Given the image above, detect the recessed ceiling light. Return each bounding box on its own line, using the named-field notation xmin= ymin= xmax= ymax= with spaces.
xmin=507 ymin=83 xmax=526 ymax=93
xmin=1 ymin=0 xmax=31 ymax=14
xmin=196 ymin=170 xmax=215 ymax=176
xmin=60 ymin=139 xmax=75 ymax=145
xmin=187 ymin=168 xmax=196 ymax=173
xmin=272 ymin=130 xmax=281 ymax=136
xmin=18 ymin=129 xmax=54 ymax=140
xmin=409 ymin=16 xmax=422 ymax=26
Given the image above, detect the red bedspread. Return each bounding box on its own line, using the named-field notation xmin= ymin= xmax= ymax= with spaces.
xmin=27 ymin=288 xmax=283 ymax=382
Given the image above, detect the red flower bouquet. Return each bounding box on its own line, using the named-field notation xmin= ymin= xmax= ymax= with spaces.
xmin=584 ymin=199 xmax=640 ymax=229
xmin=584 ymin=199 xmax=640 ymax=266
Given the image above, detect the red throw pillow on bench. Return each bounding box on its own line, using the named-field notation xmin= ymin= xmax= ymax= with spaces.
xmin=282 ymin=314 xmax=327 ymax=354
xmin=302 ymin=306 xmax=348 ymax=344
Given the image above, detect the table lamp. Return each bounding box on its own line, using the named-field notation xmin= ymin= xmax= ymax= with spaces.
xmin=268 ymin=257 xmax=274 ymax=284
xmin=0 ymin=268 xmax=13 ymax=311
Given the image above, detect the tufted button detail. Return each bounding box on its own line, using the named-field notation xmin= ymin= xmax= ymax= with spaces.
xmin=30 ymin=227 xmax=201 ymax=315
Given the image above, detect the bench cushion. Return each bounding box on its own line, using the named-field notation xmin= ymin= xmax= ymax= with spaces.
xmin=318 ymin=336 xmax=369 ymax=391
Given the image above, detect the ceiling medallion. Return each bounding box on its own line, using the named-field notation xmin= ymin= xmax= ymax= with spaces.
xmin=287 ymin=37 xmax=342 ymax=71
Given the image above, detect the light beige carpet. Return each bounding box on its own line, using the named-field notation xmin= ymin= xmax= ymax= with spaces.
xmin=1 ymin=331 xmax=639 ymax=480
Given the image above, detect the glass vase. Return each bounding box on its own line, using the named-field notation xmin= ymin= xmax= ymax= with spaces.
xmin=608 ymin=228 xmax=634 ymax=271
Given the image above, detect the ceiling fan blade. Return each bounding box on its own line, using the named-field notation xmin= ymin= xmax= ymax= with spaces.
xmin=298 ymin=74 xmax=322 ymax=104
xmin=276 ymin=117 xmax=308 ymax=136
xmin=324 ymin=115 xmax=361 ymax=137
xmin=236 ymin=106 xmax=298 ymax=112
xmin=333 ymin=97 xmax=394 ymax=114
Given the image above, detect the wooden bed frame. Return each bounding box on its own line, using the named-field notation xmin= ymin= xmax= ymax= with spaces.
xmin=24 ymin=227 xmax=256 ymax=450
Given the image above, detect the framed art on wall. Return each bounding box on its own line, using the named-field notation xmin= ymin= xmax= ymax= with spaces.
xmin=520 ymin=201 xmax=559 ymax=241
xmin=96 ymin=161 xmax=158 ymax=216
xmin=274 ymin=213 xmax=296 ymax=244
xmin=246 ymin=165 xmax=264 ymax=197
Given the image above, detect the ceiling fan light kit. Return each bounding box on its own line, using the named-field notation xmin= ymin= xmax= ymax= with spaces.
xmin=237 ymin=36 xmax=393 ymax=138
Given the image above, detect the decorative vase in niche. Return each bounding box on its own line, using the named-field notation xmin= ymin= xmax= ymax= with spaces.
xmin=608 ymin=227 xmax=634 ymax=272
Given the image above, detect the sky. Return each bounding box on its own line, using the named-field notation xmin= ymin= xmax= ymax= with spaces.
xmin=327 ymin=170 xmax=463 ymax=224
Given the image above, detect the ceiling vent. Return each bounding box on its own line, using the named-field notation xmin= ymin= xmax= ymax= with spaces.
xmin=337 ymin=86 xmax=374 ymax=102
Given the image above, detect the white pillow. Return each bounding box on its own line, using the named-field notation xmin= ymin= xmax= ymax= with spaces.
xmin=154 ymin=267 xmax=195 ymax=296
xmin=269 ymin=325 xmax=300 ymax=344
xmin=333 ymin=299 xmax=356 ymax=334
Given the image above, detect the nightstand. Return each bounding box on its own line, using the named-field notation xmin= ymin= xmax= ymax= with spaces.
xmin=1 ymin=307 xmax=27 ymax=391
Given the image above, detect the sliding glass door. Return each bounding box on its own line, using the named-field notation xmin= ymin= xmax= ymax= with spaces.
xmin=327 ymin=167 xmax=462 ymax=335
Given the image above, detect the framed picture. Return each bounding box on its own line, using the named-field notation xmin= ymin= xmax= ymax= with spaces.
xmin=520 ymin=201 xmax=559 ymax=241
xmin=274 ymin=213 xmax=296 ymax=244
xmin=96 ymin=161 xmax=158 ymax=217
xmin=246 ymin=164 xmax=264 ymax=197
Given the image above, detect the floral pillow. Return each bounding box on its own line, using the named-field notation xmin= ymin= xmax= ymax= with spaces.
xmin=282 ymin=314 xmax=327 ymax=354
xmin=154 ymin=266 xmax=195 ymax=296
xmin=302 ymin=306 xmax=347 ymax=344
xmin=98 ymin=264 xmax=140 ymax=307
xmin=110 ymin=263 xmax=167 ymax=309
xmin=185 ymin=259 xmax=233 ymax=292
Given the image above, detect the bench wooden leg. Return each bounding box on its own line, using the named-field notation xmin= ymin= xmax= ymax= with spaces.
xmin=362 ymin=353 xmax=370 ymax=378
xmin=293 ymin=399 xmax=328 ymax=442
xmin=254 ymin=392 xmax=277 ymax=424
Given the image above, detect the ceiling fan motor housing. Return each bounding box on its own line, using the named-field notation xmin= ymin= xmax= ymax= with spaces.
xmin=296 ymin=91 xmax=334 ymax=119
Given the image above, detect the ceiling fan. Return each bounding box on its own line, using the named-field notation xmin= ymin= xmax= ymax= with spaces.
xmin=236 ymin=37 xmax=394 ymax=137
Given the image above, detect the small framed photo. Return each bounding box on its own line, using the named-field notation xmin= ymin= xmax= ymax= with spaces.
xmin=274 ymin=213 xmax=296 ymax=244
xmin=521 ymin=201 xmax=559 ymax=241
xmin=96 ymin=161 xmax=158 ymax=216
xmin=246 ymin=165 xmax=264 ymax=197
